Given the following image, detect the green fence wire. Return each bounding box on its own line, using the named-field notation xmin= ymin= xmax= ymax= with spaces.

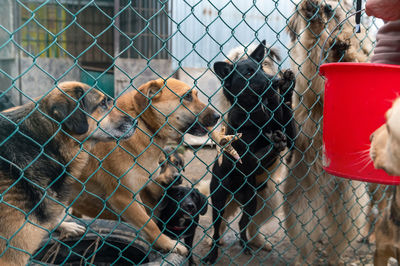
xmin=0 ymin=0 xmax=387 ymax=265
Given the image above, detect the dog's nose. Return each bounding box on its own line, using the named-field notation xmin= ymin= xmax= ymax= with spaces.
xmin=184 ymin=202 xmax=196 ymax=213
xmin=173 ymin=173 xmax=183 ymax=185
xmin=203 ymin=111 xmax=220 ymax=127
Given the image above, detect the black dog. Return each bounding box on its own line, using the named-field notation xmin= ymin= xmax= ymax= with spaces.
xmin=203 ymin=41 xmax=296 ymax=263
xmin=152 ymin=148 xmax=208 ymax=265
xmin=157 ymin=186 xmax=207 ymax=265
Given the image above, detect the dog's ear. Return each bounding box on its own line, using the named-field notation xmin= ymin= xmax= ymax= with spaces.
xmin=213 ymin=62 xmax=233 ymax=81
xmin=134 ymin=80 xmax=163 ymax=112
xmin=158 ymin=196 xmax=169 ymax=211
xmin=193 ymin=188 xmax=208 ymax=216
xmin=267 ymin=47 xmax=281 ymax=62
xmin=249 ymin=40 xmax=266 ymax=63
xmin=51 ymin=86 xmax=88 ymax=135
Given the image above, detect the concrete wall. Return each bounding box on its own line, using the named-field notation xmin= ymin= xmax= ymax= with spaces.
xmin=0 ymin=57 xmax=80 ymax=106
xmin=176 ymin=67 xmax=228 ymax=115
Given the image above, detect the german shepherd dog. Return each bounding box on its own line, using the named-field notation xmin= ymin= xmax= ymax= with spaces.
xmin=68 ymin=78 xmax=219 ymax=256
xmin=0 ymin=82 xmax=136 ymax=265
xmin=203 ymin=41 xmax=296 ymax=263
xmin=284 ymin=0 xmax=370 ymax=264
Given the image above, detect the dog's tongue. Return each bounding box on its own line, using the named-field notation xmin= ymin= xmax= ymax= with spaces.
xmin=167 ymin=225 xmax=187 ymax=231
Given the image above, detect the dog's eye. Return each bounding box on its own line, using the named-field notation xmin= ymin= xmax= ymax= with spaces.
xmin=183 ymin=93 xmax=193 ymax=102
xmin=245 ymin=69 xmax=254 ymax=77
xmin=99 ymin=98 xmax=108 ymax=109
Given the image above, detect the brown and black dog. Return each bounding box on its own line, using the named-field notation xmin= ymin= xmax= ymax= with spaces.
xmin=69 ymin=78 xmax=219 ymax=256
xmin=0 ymin=82 xmax=136 ymax=265
xmin=370 ymin=98 xmax=400 ymax=266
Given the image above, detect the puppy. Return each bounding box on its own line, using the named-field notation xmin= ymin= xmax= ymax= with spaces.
xmin=141 ymin=147 xmax=186 ymax=209
xmin=203 ymin=41 xmax=296 ymax=263
xmin=0 ymin=82 xmax=136 ymax=265
xmin=69 ymin=78 xmax=219 ymax=256
xmin=370 ymin=98 xmax=400 ymax=265
xmin=284 ymin=0 xmax=370 ymax=264
xmin=151 ymin=148 xmax=207 ymax=265
xmin=157 ymin=186 xmax=207 ymax=265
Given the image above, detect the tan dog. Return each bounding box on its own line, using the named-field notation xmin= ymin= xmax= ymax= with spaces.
xmin=0 ymin=82 xmax=136 ymax=265
xmin=370 ymin=98 xmax=400 ymax=266
xmin=69 ymin=78 xmax=219 ymax=256
xmin=284 ymin=0 xmax=371 ymax=264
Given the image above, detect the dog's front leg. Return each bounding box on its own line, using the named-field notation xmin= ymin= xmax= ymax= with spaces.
xmin=255 ymin=131 xmax=287 ymax=169
xmin=108 ymin=187 xmax=188 ymax=256
xmin=238 ymin=183 xmax=258 ymax=254
xmin=57 ymin=220 xmax=86 ymax=239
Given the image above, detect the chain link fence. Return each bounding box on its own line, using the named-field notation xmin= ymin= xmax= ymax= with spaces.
xmin=0 ymin=0 xmax=387 ymax=265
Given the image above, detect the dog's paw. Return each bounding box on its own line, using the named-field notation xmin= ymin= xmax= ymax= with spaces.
xmin=301 ymin=0 xmax=322 ymax=22
xmin=282 ymin=69 xmax=295 ymax=83
xmin=202 ymin=249 xmax=218 ymax=264
xmin=205 ymin=236 xmax=226 ymax=247
xmin=172 ymin=241 xmax=188 ymax=256
xmin=278 ymin=69 xmax=296 ymax=103
xmin=272 ymin=130 xmax=287 ymax=152
xmin=239 ymin=240 xmax=253 ymax=255
xmin=58 ymin=221 xmax=86 ymax=239
xmin=248 ymin=236 xmax=272 ymax=252
xmin=330 ymin=39 xmax=350 ymax=61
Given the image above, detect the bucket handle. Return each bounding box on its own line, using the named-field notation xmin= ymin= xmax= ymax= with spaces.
xmin=318 ymin=8 xmax=365 ymax=67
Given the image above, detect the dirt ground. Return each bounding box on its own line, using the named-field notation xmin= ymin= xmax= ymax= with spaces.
xmin=180 ymin=146 xmax=391 ymax=266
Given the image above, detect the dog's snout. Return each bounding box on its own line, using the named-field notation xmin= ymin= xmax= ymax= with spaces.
xmin=173 ymin=173 xmax=183 ymax=185
xmin=202 ymin=111 xmax=220 ymax=127
xmin=184 ymin=202 xmax=196 ymax=213
xmin=118 ymin=115 xmax=137 ymax=138
xmin=125 ymin=115 xmax=138 ymax=130
xmin=210 ymin=112 xmax=220 ymax=125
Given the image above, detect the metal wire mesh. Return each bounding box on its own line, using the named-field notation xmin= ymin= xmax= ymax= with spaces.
xmin=0 ymin=0 xmax=386 ymax=265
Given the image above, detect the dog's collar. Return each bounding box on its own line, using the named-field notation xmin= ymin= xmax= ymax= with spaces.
xmin=166 ymin=224 xmax=188 ymax=231
xmin=139 ymin=118 xmax=163 ymax=142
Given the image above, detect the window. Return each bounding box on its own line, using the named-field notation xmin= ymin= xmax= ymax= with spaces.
xmin=118 ymin=0 xmax=170 ymax=59
xmin=19 ymin=0 xmax=114 ymax=68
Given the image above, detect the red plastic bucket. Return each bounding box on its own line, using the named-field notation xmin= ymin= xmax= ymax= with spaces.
xmin=320 ymin=62 xmax=400 ymax=185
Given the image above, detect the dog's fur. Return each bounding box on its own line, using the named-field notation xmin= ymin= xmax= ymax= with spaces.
xmin=284 ymin=0 xmax=370 ymax=264
xmin=205 ymin=42 xmax=294 ymax=254
xmin=370 ymin=98 xmax=400 ymax=265
xmin=140 ymin=147 xmax=186 ymax=209
xmin=203 ymin=41 xmax=296 ymax=263
xmin=0 ymin=82 xmax=136 ymax=265
xmin=69 ymin=78 xmax=219 ymax=256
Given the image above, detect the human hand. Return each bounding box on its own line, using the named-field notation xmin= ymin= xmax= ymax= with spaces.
xmin=366 ymin=0 xmax=400 ymax=21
